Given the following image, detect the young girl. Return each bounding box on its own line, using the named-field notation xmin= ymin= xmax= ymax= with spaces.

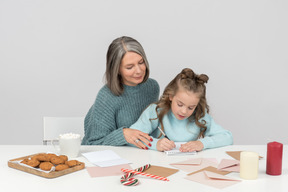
xmin=129 ymin=68 xmax=233 ymax=152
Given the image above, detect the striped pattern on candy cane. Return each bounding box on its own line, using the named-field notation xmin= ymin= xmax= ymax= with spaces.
xmin=121 ymin=168 xmax=169 ymax=181
xmin=120 ymin=164 xmax=151 ymax=186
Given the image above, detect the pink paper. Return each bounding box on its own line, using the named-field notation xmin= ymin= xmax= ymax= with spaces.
xmin=170 ymin=158 xmax=217 ymax=173
xmin=185 ymin=171 xmax=241 ymax=189
xmin=86 ymin=164 xmax=132 ymax=177
xmin=217 ymin=159 xmax=240 ymax=172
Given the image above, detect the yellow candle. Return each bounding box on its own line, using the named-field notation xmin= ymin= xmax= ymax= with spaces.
xmin=240 ymin=151 xmax=259 ymax=179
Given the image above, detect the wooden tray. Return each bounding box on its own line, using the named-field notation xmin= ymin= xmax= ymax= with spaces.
xmin=8 ymin=153 xmax=85 ymax=178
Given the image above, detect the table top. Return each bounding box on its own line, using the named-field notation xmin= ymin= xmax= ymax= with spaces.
xmin=1 ymin=145 xmax=287 ymax=192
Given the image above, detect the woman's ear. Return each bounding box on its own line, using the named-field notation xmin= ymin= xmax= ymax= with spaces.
xmin=169 ymin=95 xmax=173 ymax=101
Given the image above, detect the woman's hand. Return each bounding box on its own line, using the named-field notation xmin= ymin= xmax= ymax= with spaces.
xmin=156 ymin=138 xmax=176 ymax=151
xmin=179 ymin=141 xmax=204 ymax=152
xmin=123 ymin=128 xmax=152 ymax=149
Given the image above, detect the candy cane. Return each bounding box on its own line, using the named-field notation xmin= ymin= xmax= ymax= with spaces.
xmin=120 ymin=164 xmax=151 ymax=186
xmin=121 ymin=168 xmax=169 ymax=181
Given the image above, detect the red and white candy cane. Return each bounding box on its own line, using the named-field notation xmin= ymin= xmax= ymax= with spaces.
xmin=120 ymin=164 xmax=151 ymax=186
xmin=121 ymin=168 xmax=169 ymax=181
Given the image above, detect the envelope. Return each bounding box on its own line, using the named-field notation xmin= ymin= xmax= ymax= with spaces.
xmin=187 ymin=166 xmax=230 ymax=176
xmin=86 ymin=164 xmax=132 ymax=177
xmin=185 ymin=170 xmax=241 ymax=189
xmin=217 ymin=159 xmax=240 ymax=172
xmin=171 ymin=158 xmax=202 ymax=165
xmin=143 ymin=165 xmax=179 ymax=178
xmin=170 ymin=158 xmax=218 ymax=173
xmin=226 ymin=151 xmax=241 ymax=160
xmin=226 ymin=151 xmax=263 ymax=160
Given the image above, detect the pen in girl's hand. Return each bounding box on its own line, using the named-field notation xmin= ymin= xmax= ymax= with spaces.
xmin=157 ymin=126 xmax=170 ymax=140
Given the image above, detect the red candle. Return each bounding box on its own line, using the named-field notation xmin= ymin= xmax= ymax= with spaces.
xmin=266 ymin=141 xmax=283 ymax=175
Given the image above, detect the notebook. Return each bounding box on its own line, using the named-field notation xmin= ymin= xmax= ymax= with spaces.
xmin=164 ymin=142 xmax=197 ymax=156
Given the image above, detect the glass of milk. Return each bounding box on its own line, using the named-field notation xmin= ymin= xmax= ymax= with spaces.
xmin=53 ymin=133 xmax=81 ymax=158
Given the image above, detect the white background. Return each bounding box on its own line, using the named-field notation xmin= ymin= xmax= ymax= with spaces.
xmin=1 ymin=0 xmax=287 ymax=145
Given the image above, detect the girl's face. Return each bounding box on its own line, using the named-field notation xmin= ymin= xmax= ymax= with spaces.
xmin=119 ymin=51 xmax=146 ymax=86
xmin=169 ymin=88 xmax=200 ymax=120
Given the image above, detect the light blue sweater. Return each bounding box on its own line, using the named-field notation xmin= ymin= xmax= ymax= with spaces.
xmin=129 ymin=104 xmax=233 ymax=150
xmin=82 ymin=78 xmax=159 ymax=145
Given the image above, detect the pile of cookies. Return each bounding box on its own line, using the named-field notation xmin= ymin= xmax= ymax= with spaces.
xmin=20 ymin=153 xmax=82 ymax=171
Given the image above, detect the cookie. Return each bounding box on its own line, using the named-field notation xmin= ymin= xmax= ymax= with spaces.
xmin=39 ymin=162 xmax=54 ymax=171
xmin=26 ymin=159 xmax=40 ymax=168
xmin=65 ymin=160 xmax=81 ymax=167
xmin=50 ymin=156 xmax=65 ymax=165
xmin=55 ymin=164 xmax=69 ymax=171
xmin=59 ymin=155 xmax=68 ymax=162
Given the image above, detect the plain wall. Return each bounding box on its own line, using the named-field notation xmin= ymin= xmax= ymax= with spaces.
xmin=1 ymin=0 xmax=287 ymax=145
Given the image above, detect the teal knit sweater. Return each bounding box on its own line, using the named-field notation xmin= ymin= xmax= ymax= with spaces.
xmin=81 ymin=78 xmax=159 ymax=145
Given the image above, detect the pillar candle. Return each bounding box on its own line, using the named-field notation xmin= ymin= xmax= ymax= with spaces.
xmin=240 ymin=151 xmax=259 ymax=180
xmin=266 ymin=141 xmax=283 ymax=175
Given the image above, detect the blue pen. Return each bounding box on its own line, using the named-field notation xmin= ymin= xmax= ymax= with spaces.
xmin=157 ymin=126 xmax=170 ymax=140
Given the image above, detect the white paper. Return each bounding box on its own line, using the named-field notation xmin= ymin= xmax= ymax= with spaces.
xmin=164 ymin=142 xmax=197 ymax=156
xmin=82 ymin=150 xmax=131 ymax=167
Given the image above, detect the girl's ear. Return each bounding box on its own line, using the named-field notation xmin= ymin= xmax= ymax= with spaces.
xmin=169 ymin=94 xmax=173 ymax=101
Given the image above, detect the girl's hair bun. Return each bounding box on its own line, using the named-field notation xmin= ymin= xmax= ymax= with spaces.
xmin=180 ymin=68 xmax=208 ymax=84
xmin=180 ymin=68 xmax=195 ymax=79
xmin=196 ymin=74 xmax=209 ymax=84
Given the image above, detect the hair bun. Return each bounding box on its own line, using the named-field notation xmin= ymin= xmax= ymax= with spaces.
xmin=196 ymin=74 xmax=209 ymax=84
xmin=180 ymin=68 xmax=208 ymax=84
xmin=180 ymin=68 xmax=195 ymax=79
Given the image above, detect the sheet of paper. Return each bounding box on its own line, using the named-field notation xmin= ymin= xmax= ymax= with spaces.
xmin=86 ymin=164 xmax=132 ymax=177
xmin=164 ymin=142 xmax=197 ymax=155
xmin=185 ymin=171 xmax=241 ymax=189
xmin=82 ymin=150 xmax=131 ymax=167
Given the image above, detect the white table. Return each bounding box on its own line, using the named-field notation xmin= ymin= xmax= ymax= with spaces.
xmin=1 ymin=145 xmax=287 ymax=192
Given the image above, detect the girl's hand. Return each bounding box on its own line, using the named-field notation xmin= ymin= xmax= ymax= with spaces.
xmin=179 ymin=141 xmax=204 ymax=152
xmin=156 ymin=138 xmax=176 ymax=151
xmin=123 ymin=128 xmax=152 ymax=150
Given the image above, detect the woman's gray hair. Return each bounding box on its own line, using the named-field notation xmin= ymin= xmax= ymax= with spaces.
xmin=105 ymin=36 xmax=150 ymax=96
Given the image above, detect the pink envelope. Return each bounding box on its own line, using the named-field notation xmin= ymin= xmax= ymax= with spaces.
xmin=217 ymin=159 xmax=240 ymax=172
xmin=171 ymin=158 xmax=202 ymax=165
xmin=185 ymin=170 xmax=241 ymax=189
xmin=86 ymin=164 xmax=132 ymax=177
xmin=170 ymin=158 xmax=218 ymax=173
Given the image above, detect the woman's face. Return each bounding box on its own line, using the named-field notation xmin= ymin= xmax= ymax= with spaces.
xmin=169 ymin=88 xmax=200 ymax=120
xmin=119 ymin=51 xmax=146 ymax=86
